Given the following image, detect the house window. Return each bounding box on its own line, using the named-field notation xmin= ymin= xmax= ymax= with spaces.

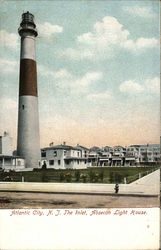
xmin=77 ymin=160 xmax=79 ymax=164
xmin=41 ymin=151 xmax=46 ymax=157
xmin=64 ymin=150 xmax=66 ymax=156
xmin=49 ymin=160 xmax=54 ymax=165
xmin=58 ymin=160 xmax=61 ymax=165
xmin=22 ymin=105 xmax=24 ymax=110
xmin=77 ymin=151 xmax=79 ymax=157
xmin=54 ymin=151 xmax=57 ymax=157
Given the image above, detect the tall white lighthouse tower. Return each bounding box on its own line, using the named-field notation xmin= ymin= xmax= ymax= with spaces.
xmin=17 ymin=11 xmax=41 ymax=168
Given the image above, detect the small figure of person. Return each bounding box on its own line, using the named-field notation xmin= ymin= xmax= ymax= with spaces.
xmin=114 ymin=183 xmax=119 ymax=194
xmin=42 ymin=161 xmax=47 ymax=170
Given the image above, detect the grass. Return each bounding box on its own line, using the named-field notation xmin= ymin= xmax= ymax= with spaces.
xmin=0 ymin=166 xmax=159 ymax=184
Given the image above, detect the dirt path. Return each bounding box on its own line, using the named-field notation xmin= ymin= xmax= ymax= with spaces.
xmin=0 ymin=191 xmax=159 ymax=209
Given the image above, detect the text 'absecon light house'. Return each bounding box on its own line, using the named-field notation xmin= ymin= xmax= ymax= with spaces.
xmin=17 ymin=11 xmax=41 ymax=168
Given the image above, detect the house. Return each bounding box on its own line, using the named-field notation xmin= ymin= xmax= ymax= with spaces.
xmin=76 ymin=144 xmax=89 ymax=158
xmin=125 ymin=146 xmax=140 ymax=166
xmin=0 ymin=155 xmax=25 ymax=172
xmin=0 ymin=132 xmax=26 ymax=171
xmin=111 ymin=146 xmax=126 ymax=166
xmin=41 ymin=143 xmax=87 ymax=169
xmin=138 ymin=144 xmax=160 ymax=164
xmin=0 ymin=132 xmax=13 ymax=156
xmin=98 ymin=151 xmax=112 ymax=167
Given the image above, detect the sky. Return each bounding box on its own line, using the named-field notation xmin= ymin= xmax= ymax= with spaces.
xmin=0 ymin=0 xmax=160 ymax=148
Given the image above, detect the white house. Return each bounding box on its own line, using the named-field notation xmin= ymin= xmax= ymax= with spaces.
xmin=0 ymin=132 xmax=13 ymax=156
xmin=0 ymin=155 xmax=25 ymax=172
xmin=41 ymin=143 xmax=88 ymax=169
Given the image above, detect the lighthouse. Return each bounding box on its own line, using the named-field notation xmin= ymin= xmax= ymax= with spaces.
xmin=17 ymin=12 xmax=41 ymax=168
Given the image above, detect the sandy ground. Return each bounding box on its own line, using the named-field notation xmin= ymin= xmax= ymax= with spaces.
xmin=0 ymin=191 xmax=159 ymax=209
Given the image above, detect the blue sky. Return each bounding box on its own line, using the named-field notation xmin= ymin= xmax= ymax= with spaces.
xmin=0 ymin=0 xmax=160 ymax=148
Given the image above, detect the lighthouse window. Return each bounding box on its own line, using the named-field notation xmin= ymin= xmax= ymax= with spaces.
xmin=22 ymin=105 xmax=24 ymax=110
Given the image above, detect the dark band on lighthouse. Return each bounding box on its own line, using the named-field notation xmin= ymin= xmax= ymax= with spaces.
xmin=19 ymin=59 xmax=37 ymax=96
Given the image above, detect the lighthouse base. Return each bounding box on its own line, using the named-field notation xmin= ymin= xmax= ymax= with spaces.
xmin=17 ymin=95 xmax=41 ymax=168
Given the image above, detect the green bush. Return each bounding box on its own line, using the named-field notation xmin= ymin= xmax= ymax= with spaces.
xmin=99 ymin=171 xmax=104 ymax=182
xmin=65 ymin=173 xmax=72 ymax=182
xmin=59 ymin=173 xmax=65 ymax=182
xmin=89 ymin=171 xmax=95 ymax=182
xmin=109 ymin=172 xmax=114 ymax=183
xmin=75 ymin=170 xmax=80 ymax=182
xmin=115 ymin=173 xmax=122 ymax=183
xmin=81 ymin=174 xmax=87 ymax=183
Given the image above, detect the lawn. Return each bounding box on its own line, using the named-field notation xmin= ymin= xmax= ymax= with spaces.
xmin=0 ymin=166 xmax=159 ymax=184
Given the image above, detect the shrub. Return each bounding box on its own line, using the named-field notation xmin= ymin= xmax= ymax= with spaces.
xmin=81 ymin=174 xmax=87 ymax=183
xmin=75 ymin=170 xmax=80 ymax=182
xmin=42 ymin=174 xmax=48 ymax=182
xmin=89 ymin=171 xmax=95 ymax=182
xmin=99 ymin=171 xmax=104 ymax=182
xmin=115 ymin=173 xmax=122 ymax=183
xmin=65 ymin=173 xmax=72 ymax=182
xmin=109 ymin=172 xmax=114 ymax=183
xmin=59 ymin=173 xmax=65 ymax=182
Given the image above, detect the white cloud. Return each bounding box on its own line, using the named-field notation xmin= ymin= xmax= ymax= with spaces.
xmin=38 ymin=65 xmax=72 ymax=79
xmin=0 ymin=30 xmax=18 ymax=49
xmin=37 ymin=22 xmax=63 ymax=38
xmin=145 ymin=77 xmax=160 ymax=94
xmin=119 ymin=77 xmax=159 ymax=95
xmin=60 ymin=47 xmax=94 ymax=60
xmin=123 ymin=6 xmax=154 ymax=18
xmin=61 ymin=16 xmax=158 ymax=61
xmin=0 ymin=58 xmax=18 ymax=74
xmin=119 ymin=80 xmax=144 ymax=94
xmin=0 ymin=97 xmax=17 ymax=110
xmin=78 ymin=16 xmax=158 ymax=51
xmin=38 ymin=64 xmax=102 ymax=94
xmin=123 ymin=37 xmax=159 ymax=51
xmin=38 ymin=64 xmax=51 ymax=77
xmin=135 ymin=37 xmax=158 ymax=49
xmin=77 ymin=16 xmax=129 ymax=48
xmin=87 ymin=90 xmax=112 ymax=101
xmin=54 ymin=69 xmax=73 ymax=79
xmin=75 ymin=72 xmax=102 ymax=87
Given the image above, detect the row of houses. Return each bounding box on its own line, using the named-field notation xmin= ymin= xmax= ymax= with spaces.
xmin=41 ymin=143 xmax=160 ymax=169
xmin=0 ymin=132 xmax=160 ymax=171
